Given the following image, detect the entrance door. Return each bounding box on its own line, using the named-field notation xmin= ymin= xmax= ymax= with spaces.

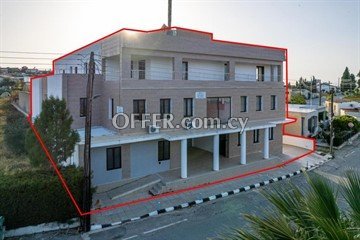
xmin=219 ymin=134 xmax=228 ymax=157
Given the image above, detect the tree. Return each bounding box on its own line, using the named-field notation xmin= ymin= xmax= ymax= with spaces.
xmin=25 ymin=97 xmax=79 ymax=168
xmin=221 ymin=172 xmax=360 ymax=240
xmin=290 ymin=93 xmax=306 ymax=104
xmin=341 ymin=67 xmax=356 ymax=92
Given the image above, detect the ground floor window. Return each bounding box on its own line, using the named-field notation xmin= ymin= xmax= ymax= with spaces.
xmin=106 ymin=147 xmax=122 ymax=170
xmin=269 ymin=127 xmax=274 ymax=140
xmin=158 ymin=140 xmax=170 ymax=161
xmin=253 ymin=129 xmax=259 ymax=143
xmin=237 ymin=132 xmax=241 ymax=146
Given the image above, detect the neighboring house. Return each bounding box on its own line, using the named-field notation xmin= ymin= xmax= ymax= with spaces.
xmin=30 ymin=27 xmax=288 ymax=187
xmin=17 ymin=82 xmax=30 ymax=114
xmin=285 ymin=104 xmax=326 ymax=137
xmin=318 ymin=82 xmax=339 ymax=93
xmin=290 ymin=88 xmax=312 ymax=99
xmin=325 ymin=99 xmax=360 ymax=121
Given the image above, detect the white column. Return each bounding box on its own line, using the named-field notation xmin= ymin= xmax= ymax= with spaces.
xmin=181 ymin=139 xmax=188 ymax=178
xmin=213 ymin=135 xmax=219 ymax=171
xmin=240 ymin=131 xmax=246 ymax=165
xmin=263 ymin=128 xmax=270 ymax=159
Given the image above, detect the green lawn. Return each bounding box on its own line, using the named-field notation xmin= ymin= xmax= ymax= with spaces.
xmin=0 ymin=98 xmax=32 ymax=174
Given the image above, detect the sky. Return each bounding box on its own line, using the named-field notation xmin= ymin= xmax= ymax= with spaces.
xmin=0 ymin=0 xmax=359 ymax=85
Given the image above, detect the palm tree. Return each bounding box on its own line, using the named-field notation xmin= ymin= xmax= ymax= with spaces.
xmin=219 ymin=172 xmax=360 ymax=240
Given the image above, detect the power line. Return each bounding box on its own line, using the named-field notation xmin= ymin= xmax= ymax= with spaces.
xmin=0 ymin=50 xmax=63 ymax=55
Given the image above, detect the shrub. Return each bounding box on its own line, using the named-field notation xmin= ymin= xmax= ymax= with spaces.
xmin=0 ymin=166 xmax=84 ymax=229
xmin=333 ymin=115 xmax=360 ymax=134
xmin=3 ymin=103 xmax=29 ymax=155
xmin=290 ymin=93 xmax=306 ymax=104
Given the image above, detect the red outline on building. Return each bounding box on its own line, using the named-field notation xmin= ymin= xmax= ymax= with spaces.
xmin=26 ymin=26 xmax=315 ymax=217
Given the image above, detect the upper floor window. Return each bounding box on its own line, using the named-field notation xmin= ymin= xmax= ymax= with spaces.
xmin=240 ymin=96 xmax=248 ymax=112
xmin=182 ymin=61 xmax=188 ymax=80
xmin=80 ymin=98 xmax=87 ymax=117
xmin=133 ymin=99 xmax=145 ymax=120
xmin=256 ymin=96 xmax=262 ymax=111
xmin=270 ymin=95 xmax=277 ymax=110
xmin=158 ymin=140 xmax=170 ymax=161
xmin=84 ymin=63 xmax=88 ymax=74
xmin=130 ymin=60 xmax=134 ymax=78
xmin=106 ymin=147 xmax=121 ymax=170
xmin=256 ymin=66 xmax=265 ymax=81
xmin=138 ymin=60 xmax=146 ymax=79
xmin=207 ymin=97 xmax=231 ymax=123
xmin=253 ymin=129 xmax=260 ymax=143
xmin=160 ymin=98 xmax=171 ymax=119
xmin=75 ymin=66 xmax=78 ymax=74
xmin=269 ymin=127 xmax=274 ymax=140
xmin=184 ymin=98 xmax=193 ymax=117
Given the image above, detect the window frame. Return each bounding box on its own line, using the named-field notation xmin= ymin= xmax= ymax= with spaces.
xmin=256 ymin=66 xmax=265 ymax=81
xmin=184 ymin=98 xmax=193 ymax=117
xmin=269 ymin=127 xmax=274 ymax=140
xmin=158 ymin=140 xmax=170 ymax=161
xmin=256 ymin=96 xmax=262 ymax=111
xmin=270 ymin=95 xmax=277 ymax=110
xmin=240 ymin=96 xmax=248 ymax=113
xmin=160 ymin=98 xmax=171 ymax=119
xmin=138 ymin=60 xmax=146 ymax=80
xmin=253 ymin=129 xmax=260 ymax=143
xmin=133 ymin=99 xmax=146 ymax=121
xmin=106 ymin=146 xmax=122 ymax=171
xmin=182 ymin=61 xmax=188 ymax=80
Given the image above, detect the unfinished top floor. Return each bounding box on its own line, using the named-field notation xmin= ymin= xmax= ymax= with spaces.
xmin=53 ymin=28 xmax=286 ymax=83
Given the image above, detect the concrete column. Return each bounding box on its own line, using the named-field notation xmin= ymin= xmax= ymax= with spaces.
xmin=173 ymin=56 xmax=183 ymax=80
xmin=240 ymin=131 xmax=246 ymax=165
xmin=228 ymin=60 xmax=235 ymax=81
xmin=213 ymin=135 xmax=220 ymax=171
xmin=263 ymin=128 xmax=270 ymax=159
xmin=181 ymin=139 xmax=188 ymax=178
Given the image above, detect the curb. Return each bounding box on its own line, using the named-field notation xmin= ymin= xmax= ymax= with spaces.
xmin=90 ymin=158 xmax=328 ymax=232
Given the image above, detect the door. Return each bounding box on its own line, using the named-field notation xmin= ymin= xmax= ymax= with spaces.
xmin=219 ymin=134 xmax=228 ymax=157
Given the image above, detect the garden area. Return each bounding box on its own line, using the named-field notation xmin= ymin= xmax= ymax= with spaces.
xmin=0 ymin=98 xmax=84 ymax=230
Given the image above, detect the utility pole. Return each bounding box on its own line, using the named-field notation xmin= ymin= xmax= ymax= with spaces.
xmin=329 ymin=88 xmax=334 ymax=157
xmin=81 ymin=51 xmax=95 ymax=232
xmin=318 ymin=79 xmax=322 ymax=106
xmin=168 ymin=0 xmax=172 ymax=27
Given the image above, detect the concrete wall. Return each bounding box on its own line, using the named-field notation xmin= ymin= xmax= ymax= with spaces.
xmin=149 ymin=57 xmax=173 ymax=80
xmin=193 ymin=136 xmax=213 ymax=152
xmin=283 ymin=135 xmax=313 ymax=150
xmin=18 ymin=91 xmax=30 ymax=113
xmin=130 ymin=140 xmax=170 ymax=178
xmin=188 ymin=59 xmax=225 ymax=81
xmin=31 ymin=78 xmax=43 ymax=118
xmin=91 ymin=146 xmax=122 ymax=186
xmin=47 ymin=74 xmax=63 ymax=99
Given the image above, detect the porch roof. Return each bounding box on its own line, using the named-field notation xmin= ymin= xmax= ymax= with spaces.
xmin=78 ymin=118 xmax=292 ymax=148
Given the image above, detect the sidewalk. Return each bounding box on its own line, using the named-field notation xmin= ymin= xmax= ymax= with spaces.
xmin=90 ymin=146 xmax=327 ymax=227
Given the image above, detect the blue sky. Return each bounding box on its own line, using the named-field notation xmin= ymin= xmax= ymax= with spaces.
xmin=0 ymin=0 xmax=359 ymax=84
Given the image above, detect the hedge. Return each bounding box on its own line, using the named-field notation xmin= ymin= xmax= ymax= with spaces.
xmin=0 ymin=166 xmax=84 ymax=229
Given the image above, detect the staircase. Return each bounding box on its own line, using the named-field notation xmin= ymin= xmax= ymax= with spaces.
xmin=149 ymin=181 xmax=166 ymax=196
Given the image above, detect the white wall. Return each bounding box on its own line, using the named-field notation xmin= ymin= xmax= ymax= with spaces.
xmin=104 ymin=56 xmax=120 ymax=81
xmin=149 ymin=57 xmax=173 ymax=80
xmin=193 ymin=136 xmax=213 ymax=153
xmin=130 ymin=141 xmax=170 ymax=178
xmin=31 ymin=78 xmax=42 ymax=119
xmin=283 ymin=135 xmax=313 ymax=150
xmin=188 ymin=60 xmax=225 ymax=81
xmin=235 ymin=63 xmax=256 ymax=81
xmin=47 ymin=74 xmax=63 ymax=99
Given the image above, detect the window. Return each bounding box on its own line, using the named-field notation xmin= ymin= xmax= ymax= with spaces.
xmin=84 ymin=63 xmax=88 ymax=74
xmin=224 ymin=63 xmax=230 ymax=81
xmin=269 ymin=127 xmax=274 ymax=140
xmin=160 ymin=99 xmax=171 ymax=119
xmin=256 ymin=66 xmax=265 ymax=81
xmin=158 ymin=140 xmax=170 ymax=161
xmin=182 ymin=61 xmax=188 ymax=80
xmin=256 ymin=96 xmax=262 ymax=111
xmin=133 ymin=99 xmax=145 ymax=120
xmin=80 ymin=98 xmax=87 ymax=117
xmin=253 ymin=129 xmax=260 ymax=143
xmin=237 ymin=132 xmax=241 ymax=146
xmin=240 ymin=96 xmax=248 ymax=112
xmin=62 ymin=69 xmax=65 ymax=74
xmin=138 ymin=60 xmax=145 ymax=79
xmin=270 ymin=95 xmax=277 ymax=110
xmin=301 ymin=117 xmax=305 ymax=136
xmin=184 ymin=98 xmax=193 ymax=117
xmin=207 ymin=97 xmax=231 ymax=123
xmin=75 ymin=67 xmax=78 ymax=74
xmin=106 ymin=147 xmax=121 ymax=170
xmin=108 ymin=98 xmax=114 ymax=119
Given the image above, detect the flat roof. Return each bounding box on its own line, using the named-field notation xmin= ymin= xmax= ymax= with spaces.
xmin=288 ymin=104 xmax=326 ymax=113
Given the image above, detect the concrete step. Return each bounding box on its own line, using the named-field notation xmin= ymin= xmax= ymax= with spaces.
xmin=149 ymin=181 xmax=166 ymax=196
xmin=108 ymin=174 xmax=162 ymax=200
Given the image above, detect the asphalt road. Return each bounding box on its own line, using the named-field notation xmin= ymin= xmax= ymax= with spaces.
xmin=13 ymin=138 xmax=359 ymax=240
xmin=89 ymin=138 xmax=360 ymax=240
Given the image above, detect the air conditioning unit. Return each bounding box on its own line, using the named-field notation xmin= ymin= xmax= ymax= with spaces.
xmin=185 ymin=120 xmax=194 ymax=130
xmin=148 ymin=125 xmax=160 ymax=134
